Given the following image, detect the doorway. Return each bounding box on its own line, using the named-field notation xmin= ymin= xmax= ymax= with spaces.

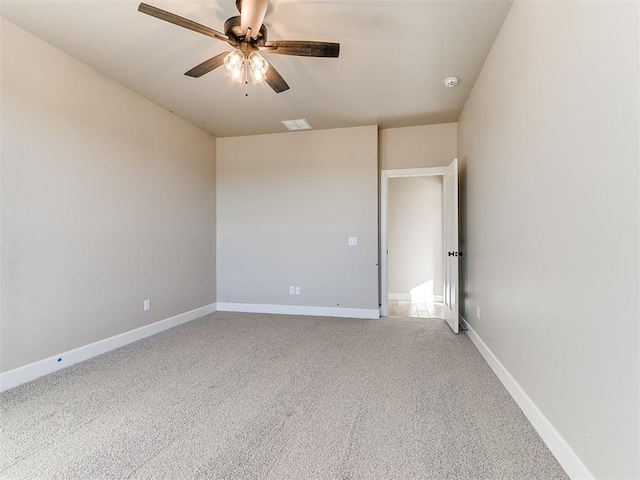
xmin=380 ymin=161 xmax=459 ymax=332
xmin=386 ymin=175 xmax=444 ymax=319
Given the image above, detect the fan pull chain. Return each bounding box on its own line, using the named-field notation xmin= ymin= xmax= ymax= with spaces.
xmin=245 ymin=60 xmax=249 ymax=97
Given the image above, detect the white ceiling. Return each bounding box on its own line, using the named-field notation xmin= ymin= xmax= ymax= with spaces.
xmin=0 ymin=0 xmax=512 ymax=137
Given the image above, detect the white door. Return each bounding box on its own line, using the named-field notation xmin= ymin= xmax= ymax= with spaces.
xmin=443 ymin=158 xmax=459 ymax=333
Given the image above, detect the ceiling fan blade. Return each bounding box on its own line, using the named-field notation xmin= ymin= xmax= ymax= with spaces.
xmin=264 ymin=61 xmax=290 ymax=93
xmin=138 ymin=3 xmax=232 ymax=44
xmin=261 ymin=41 xmax=340 ymax=58
xmin=185 ymin=52 xmax=230 ymax=78
xmin=240 ymin=0 xmax=268 ymax=41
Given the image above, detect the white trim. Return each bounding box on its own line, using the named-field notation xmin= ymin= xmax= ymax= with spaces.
xmin=460 ymin=316 xmax=594 ymax=480
xmin=0 ymin=303 xmax=218 ymax=392
xmin=383 ymin=167 xmax=448 ymax=178
xmin=380 ymin=166 xmax=449 ymax=318
xmin=388 ymin=293 xmax=411 ymax=301
xmin=216 ymin=302 xmax=379 ymax=320
xmin=434 ymin=294 xmax=444 ymax=303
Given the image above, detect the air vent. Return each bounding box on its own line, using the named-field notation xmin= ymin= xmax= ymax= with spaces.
xmin=281 ymin=119 xmax=312 ymax=131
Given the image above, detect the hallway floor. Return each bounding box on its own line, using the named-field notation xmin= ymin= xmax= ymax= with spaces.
xmin=388 ymin=300 xmax=444 ymax=319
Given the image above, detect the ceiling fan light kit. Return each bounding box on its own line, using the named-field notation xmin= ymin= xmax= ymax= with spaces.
xmin=137 ymin=0 xmax=340 ymax=94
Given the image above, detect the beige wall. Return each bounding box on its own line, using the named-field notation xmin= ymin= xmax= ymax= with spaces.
xmin=216 ymin=126 xmax=378 ymax=311
xmin=380 ymin=123 xmax=457 ymax=170
xmin=388 ymin=176 xmax=443 ymax=299
xmin=457 ymin=1 xmax=639 ymax=478
xmin=1 ymin=19 xmax=217 ymax=372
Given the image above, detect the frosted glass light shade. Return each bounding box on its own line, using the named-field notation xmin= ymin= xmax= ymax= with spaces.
xmin=224 ymin=50 xmax=245 ymax=83
xmin=248 ymin=52 xmax=269 ymax=84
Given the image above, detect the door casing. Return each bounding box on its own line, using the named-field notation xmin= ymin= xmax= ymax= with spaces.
xmin=380 ymin=165 xmax=452 ymax=318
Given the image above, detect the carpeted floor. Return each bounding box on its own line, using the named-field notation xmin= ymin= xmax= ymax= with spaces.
xmin=0 ymin=312 xmax=568 ymax=479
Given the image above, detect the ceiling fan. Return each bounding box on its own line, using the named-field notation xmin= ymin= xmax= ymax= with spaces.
xmin=138 ymin=0 xmax=340 ymax=93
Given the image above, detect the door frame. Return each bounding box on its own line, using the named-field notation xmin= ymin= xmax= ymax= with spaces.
xmin=380 ymin=166 xmax=449 ymax=317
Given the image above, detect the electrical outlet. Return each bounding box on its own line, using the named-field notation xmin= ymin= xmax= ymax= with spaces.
xmin=348 ymin=237 xmax=358 ymax=246
xmin=295 ymin=287 xmax=301 ymax=295
xmin=289 ymin=286 xmax=295 ymax=295
xmin=144 ymin=299 xmax=150 ymax=312
xmin=477 ymin=306 xmax=480 ymax=320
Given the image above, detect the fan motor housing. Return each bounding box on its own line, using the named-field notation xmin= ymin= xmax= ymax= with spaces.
xmin=224 ymin=16 xmax=267 ymax=46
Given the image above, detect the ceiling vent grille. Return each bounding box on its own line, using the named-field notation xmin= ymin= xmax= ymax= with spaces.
xmin=281 ymin=119 xmax=312 ymax=131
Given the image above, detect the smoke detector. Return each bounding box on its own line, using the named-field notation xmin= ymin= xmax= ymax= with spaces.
xmin=444 ymin=76 xmax=459 ymax=88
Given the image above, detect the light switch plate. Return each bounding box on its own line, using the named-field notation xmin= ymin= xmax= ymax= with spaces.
xmin=289 ymin=286 xmax=295 ymax=295
xmin=295 ymin=287 xmax=301 ymax=295
xmin=348 ymin=237 xmax=358 ymax=246
xmin=144 ymin=299 xmax=150 ymax=312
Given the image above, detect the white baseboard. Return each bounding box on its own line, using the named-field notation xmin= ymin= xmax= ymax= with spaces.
xmin=434 ymin=294 xmax=444 ymax=303
xmin=460 ymin=316 xmax=594 ymax=480
xmin=0 ymin=303 xmax=218 ymax=393
xmin=216 ymin=302 xmax=380 ymax=320
xmin=388 ymin=293 xmax=411 ymax=301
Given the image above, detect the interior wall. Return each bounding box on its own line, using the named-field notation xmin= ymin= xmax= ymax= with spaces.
xmin=387 ymin=176 xmax=443 ymax=300
xmin=379 ymin=123 xmax=457 ymax=170
xmin=457 ymin=1 xmax=639 ymax=478
xmin=216 ymin=126 xmax=378 ymax=312
xmin=0 ymin=19 xmax=217 ymax=373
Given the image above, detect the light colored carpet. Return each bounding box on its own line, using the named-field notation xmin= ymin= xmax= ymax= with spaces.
xmin=1 ymin=312 xmax=568 ymax=479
